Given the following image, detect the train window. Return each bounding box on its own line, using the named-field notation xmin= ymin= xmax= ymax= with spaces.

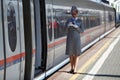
xmin=80 ymin=16 xmax=87 ymax=30
xmin=108 ymin=14 xmax=112 ymax=22
xmin=100 ymin=11 xmax=104 ymax=25
xmin=119 ymin=14 xmax=120 ymax=20
xmin=82 ymin=16 xmax=86 ymax=29
xmin=86 ymin=16 xmax=90 ymax=29
xmin=108 ymin=12 xmax=115 ymax=22
xmin=79 ymin=9 xmax=102 ymax=29
xmin=7 ymin=2 xmax=17 ymax=52
xmin=47 ymin=16 xmax=53 ymax=41
xmin=53 ymin=8 xmax=69 ymax=39
xmin=46 ymin=4 xmax=53 ymax=42
xmin=90 ymin=16 xmax=93 ymax=27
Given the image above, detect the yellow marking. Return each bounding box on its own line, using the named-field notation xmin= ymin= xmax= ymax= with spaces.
xmin=69 ymin=39 xmax=112 ymax=80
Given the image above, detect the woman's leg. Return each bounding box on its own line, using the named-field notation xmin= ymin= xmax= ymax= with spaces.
xmin=73 ymin=56 xmax=79 ymax=72
xmin=69 ymin=55 xmax=75 ymax=73
xmin=70 ymin=55 xmax=74 ymax=70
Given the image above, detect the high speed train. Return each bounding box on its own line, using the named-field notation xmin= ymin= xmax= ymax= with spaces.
xmin=0 ymin=0 xmax=119 ymax=80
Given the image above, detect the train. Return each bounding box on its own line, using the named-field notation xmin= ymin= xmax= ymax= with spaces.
xmin=0 ymin=0 xmax=120 ymax=80
xmin=116 ymin=7 xmax=120 ymax=27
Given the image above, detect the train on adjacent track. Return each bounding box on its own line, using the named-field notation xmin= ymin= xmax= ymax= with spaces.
xmin=0 ymin=0 xmax=120 ymax=80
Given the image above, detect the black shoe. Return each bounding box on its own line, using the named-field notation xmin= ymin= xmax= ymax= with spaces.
xmin=68 ymin=69 xmax=74 ymax=74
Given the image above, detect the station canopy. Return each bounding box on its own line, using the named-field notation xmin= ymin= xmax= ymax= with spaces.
xmin=108 ymin=0 xmax=120 ymax=4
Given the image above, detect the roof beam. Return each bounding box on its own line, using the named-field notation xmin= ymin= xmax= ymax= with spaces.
xmin=114 ymin=0 xmax=120 ymax=4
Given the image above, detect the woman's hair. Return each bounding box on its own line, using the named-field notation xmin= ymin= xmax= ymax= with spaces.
xmin=71 ymin=6 xmax=78 ymax=13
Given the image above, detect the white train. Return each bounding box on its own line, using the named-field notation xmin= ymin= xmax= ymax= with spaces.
xmin=0 ymin=0 xmax=119 ymax=80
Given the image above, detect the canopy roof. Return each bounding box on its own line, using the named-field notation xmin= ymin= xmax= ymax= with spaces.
xmin=108 ymin=0 xmax=120 ymax=4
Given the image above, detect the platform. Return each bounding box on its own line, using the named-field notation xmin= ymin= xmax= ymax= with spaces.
xmin=47 ymin=27 xmax=120 ymax=80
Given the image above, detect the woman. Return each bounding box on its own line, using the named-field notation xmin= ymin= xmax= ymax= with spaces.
xmin=66 ymin=6 xmax=84 ymax=74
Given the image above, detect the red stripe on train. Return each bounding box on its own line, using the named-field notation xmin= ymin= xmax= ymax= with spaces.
xmin=6 ymin=52 xmax=25 ymax=64
xmin=0 ymin=49 xmax=36 ymax=66
xmin=0 ymin=60 xmax=4 ymax=66
xmin=48 ymin=38 xmax=66 ymax=48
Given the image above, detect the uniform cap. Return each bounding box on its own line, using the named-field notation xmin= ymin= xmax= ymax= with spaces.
xmin=71 ymin=6 xmax=78 ymax=13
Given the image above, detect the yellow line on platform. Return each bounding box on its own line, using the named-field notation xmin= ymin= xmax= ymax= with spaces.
xmin=69 ymin=39 xmax=112 ymax=80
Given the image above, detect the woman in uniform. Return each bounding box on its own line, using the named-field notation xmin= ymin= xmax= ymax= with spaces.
xmin=66 ymin=6 xmax=84 ymax=74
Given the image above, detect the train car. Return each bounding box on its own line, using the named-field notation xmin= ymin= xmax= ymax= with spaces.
xmin=0 ymin=0 xmax=116 ymax=80
xmin=0 ymin=0 xmax=26 ymax=80
xmin=0 ymin=1 xmax=4 ymax=80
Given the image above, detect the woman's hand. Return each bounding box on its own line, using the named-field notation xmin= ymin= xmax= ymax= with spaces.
xmin=72 ymin=24 xmax=79 ymax=28
xmin=68 ymin=22 xmax=79 ymax=29
xmin=68 ymin=22 xmax=74 ymax=27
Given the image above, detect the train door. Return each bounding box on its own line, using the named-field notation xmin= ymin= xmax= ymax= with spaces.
xmin=0 ymin=0 xmax=4 ymax=79
xmin=34 ymin=0 xmax=48 ymax=75
xmin=34 ymin=0 xmax=43 ymax=75
xmin=2 ymin=0 xmax=24 ymax=80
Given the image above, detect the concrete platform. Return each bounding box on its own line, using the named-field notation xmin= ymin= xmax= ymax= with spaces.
xmin=79 ymin=29 xmax=120 ymax=80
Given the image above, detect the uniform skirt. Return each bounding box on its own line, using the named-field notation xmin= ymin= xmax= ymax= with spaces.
xmin=66 ymin=27 xmax=81 ymax=56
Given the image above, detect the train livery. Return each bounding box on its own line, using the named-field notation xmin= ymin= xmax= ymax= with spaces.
xmin=0 ymin=0 xmax=119 ymax=80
